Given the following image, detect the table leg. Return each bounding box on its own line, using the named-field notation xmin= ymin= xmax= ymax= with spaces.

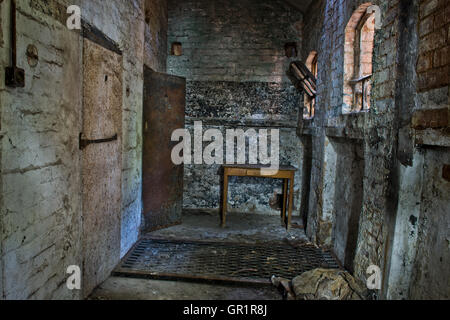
xmin=287 ymin=175 xmax=295 ymax=230
xmin=282 ymin=178 xmax=288 ymax=226
xmin=222 ymin=172 xmax=229 ymax=227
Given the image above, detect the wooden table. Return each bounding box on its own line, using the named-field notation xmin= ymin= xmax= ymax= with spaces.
xmin=222 ymin=165 xmax=297 ymax=230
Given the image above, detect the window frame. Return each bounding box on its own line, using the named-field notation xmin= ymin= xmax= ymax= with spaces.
xmin=343 ymin=4 xmax=376 ymax=114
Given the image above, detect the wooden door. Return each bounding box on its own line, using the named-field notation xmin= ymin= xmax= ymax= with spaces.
xmin=142 ymin=67 xmax=185 ymax=231
xmin=81 ymin=39 xmax=122 ymax=297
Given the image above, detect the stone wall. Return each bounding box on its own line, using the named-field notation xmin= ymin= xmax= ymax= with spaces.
xmin=183 ymin=81 xmax=302 ymax=214
xmin=168 ymin=0 xmax=305 ymax=215
xmin=300 ymin=0 xmax=408 ymax=299
xmin=301 ymin=0 xmax=449 ymax=299
xmin=0 ymin=0 xmax=167 ymax=299
xmin=167 ymin=0 xmax=303 ymax=82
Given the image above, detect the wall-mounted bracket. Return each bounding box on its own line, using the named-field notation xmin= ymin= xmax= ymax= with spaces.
xmin=6 ymin=0 xmax=25 ymax=88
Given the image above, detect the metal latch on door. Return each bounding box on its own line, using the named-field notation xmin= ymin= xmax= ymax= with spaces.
xmin=79 ymin=132 xmax=118 ymax=150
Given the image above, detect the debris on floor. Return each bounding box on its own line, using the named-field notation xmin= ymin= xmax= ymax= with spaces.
xmin=272 ymin=268 xmax=369 ymax=300
xmin=271 ymin=276 xmax=296 ymax=300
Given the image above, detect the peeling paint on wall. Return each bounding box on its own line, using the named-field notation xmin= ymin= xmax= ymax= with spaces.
xmin=0 ymin=0 xmax=167 ymax=299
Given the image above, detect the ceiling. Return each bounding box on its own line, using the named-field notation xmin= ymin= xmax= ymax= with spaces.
xmin=281 ymin=0 xmax=314 ymax=14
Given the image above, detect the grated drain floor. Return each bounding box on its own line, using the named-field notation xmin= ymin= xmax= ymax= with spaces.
xmin=113 ymin=237 xmax=341 ymax=285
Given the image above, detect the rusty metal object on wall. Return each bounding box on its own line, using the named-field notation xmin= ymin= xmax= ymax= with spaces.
xmin=171 ymin=42 xmax=183 ymax=56
xmin=142 ymin=67 xmax=186 ymax=232
xmin=5 ymin=0 xmax=25 ymax=88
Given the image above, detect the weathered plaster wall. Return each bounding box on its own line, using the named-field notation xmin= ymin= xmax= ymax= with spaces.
xmin=387 ymin=0 xmax=449 ymax=300
xmin=386 ymin=151 xmax=423 ymax=299
xmin=168 ymin=0 xmax=305 ymax=215
xmin=0 ymin=0 xmax=167 ymax=299
xmin=409 ymin=148 xmax=450 ymax=299
xmin=328 ymin=138 xmax=364 ymax=273
xmin=389 ymin=149 xmax=450 ymax=300
xmin=0 ymin=0 xmax=84 ymax=299
xmin=73 ymin=0 xmax=145 ymax=280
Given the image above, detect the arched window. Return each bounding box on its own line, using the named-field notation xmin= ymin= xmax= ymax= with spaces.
xmin=343 ymin=3 xmax=375 ymax=113
xmin=304 ymin=51 xmax=318 ymax=119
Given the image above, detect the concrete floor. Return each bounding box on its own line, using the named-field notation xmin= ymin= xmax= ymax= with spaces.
xmin=89 ymin=277 xmax=281 ymax=300
xmin=151 ymin=209 xmax=308 ymax=244
xmin=89 ymin=210 xmax=308 ymax=300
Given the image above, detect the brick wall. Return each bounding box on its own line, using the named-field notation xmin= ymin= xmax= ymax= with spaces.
xmin=0 ymin=0 xmax=166 ymax=299
xmin=300 ymin=0 xmax=403 ymax=298
xmin=167 ymin=0 xmax=303 ymax=82
xmin=417 ymin=0 xmax=449 ymax=91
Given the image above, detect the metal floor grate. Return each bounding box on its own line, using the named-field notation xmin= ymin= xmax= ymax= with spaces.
xmin=113 ymin=237 xmax=341 ymax=285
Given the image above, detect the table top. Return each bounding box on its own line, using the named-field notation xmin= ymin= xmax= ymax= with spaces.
xmin=222 ymin=164 xmax=298 ymax=171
